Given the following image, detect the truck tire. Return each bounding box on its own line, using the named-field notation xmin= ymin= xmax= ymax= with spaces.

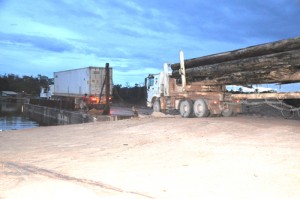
xmin=193 ymin=99 xmax=210 ymax=117
xmin=153 ymin=100 xmax=161 ymax=112
xmin=221 ymin=105 xmax=233 ymax=117
xmin=179 ymin=99 xmax=194 ymax=118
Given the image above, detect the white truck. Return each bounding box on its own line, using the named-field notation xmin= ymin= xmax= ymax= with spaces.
xmin=146 ymin=37 xmax=300 ymax=118
xmin=53 ymin=66 xmax=113 ymax=109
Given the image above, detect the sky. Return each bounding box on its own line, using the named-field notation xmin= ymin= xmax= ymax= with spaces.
xmin=1 ymin=0 xmax=300 ymax=88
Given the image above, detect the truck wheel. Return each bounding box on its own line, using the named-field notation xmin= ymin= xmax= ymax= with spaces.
xmin=193 ymin=99 xmax=209 ymax=117
xmin=153 ymin=100 xmax=161 ymax=112
xmin=222 ymin=105 xmax=233 ymax=117
xmin=179 ymin=99 xmax=194 ymax=118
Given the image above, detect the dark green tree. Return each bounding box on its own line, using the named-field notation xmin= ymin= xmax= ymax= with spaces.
xmin=0 ymin=74 xmax=52 ymax=96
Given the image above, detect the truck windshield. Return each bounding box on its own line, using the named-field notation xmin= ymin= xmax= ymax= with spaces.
xmin=148 ymin=78 xmax=154 ymax=87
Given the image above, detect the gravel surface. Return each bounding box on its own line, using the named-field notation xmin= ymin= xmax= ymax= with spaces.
xmin=1 ymin=114 xmax=300 ymax=199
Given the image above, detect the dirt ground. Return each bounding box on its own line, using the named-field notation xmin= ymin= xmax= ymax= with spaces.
xmin=1 ymin=112 xmax=300 ymax=199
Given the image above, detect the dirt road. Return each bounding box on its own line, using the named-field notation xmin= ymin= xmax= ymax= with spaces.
xmin=1 ymin=115 xmax=300 ymax=199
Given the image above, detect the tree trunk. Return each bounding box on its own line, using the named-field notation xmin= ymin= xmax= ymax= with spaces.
xmin=188 ymin=69 xmax=300 ymax=85
xmin=171 ymin=36 xmax=300 ymax=70
xmin=172 ymin=49 xmax=300 ymax=85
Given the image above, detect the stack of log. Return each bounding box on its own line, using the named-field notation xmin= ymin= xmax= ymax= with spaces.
xmin=171 ymin=37 xmax=300 ymax=85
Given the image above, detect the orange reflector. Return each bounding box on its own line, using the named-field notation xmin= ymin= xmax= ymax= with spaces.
xmin=90 ymin=97 xmax=98 ymax=102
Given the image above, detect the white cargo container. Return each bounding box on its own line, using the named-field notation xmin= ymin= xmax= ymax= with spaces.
xmin=53 ymin=66 xmax=112 ymax=108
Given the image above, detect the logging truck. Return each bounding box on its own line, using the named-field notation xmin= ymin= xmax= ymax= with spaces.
xmin=146 ymin=37 xmax=300 ymax=118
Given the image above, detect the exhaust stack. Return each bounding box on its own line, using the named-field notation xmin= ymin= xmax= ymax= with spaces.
xmin=179 ymin=50 xmax=186 ymax=91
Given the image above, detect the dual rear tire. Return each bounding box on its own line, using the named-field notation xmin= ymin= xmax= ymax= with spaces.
xmin=158 ymin=98 xmax=234 ymax=118
xmin=179 ymin=99 xmax=194 ymax=118
xmin=221 ymin=105 xmax=234 ymax=117
xmin=179 ymin=99 xmax=209 ymax=118
xmin=193 ymin=99 xmax=210 ymax=118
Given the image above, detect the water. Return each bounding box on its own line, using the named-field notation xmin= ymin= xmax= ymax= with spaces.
xmin=0 ymin=101 xmax=39 ymax=131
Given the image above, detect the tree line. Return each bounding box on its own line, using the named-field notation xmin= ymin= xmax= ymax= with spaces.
xmin=113 ymin=84 xmax=146 ymax=105
xmin=0 ymin=74 xmax=53 ymax=95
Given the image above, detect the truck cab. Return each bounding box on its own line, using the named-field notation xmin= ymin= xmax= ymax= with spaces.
xmin=145 ymin=64 xmax=171 ymax=112
xmin=146 ymin=73 xmax=161 ymax=107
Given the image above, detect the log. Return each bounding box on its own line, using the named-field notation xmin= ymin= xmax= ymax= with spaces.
xmin=231 ymin=92 xmax=300 ymax=100
xmin=172 ymin=49 xmax=300 ymax=85
xmin=171 ymin=36 xmax=300 ymax=70
xmin=187 ymin=70 xmax=300 ymax=85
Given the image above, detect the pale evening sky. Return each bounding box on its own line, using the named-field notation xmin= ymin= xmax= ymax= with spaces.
xmin=0 ymin=0 xmax=300 ymax=87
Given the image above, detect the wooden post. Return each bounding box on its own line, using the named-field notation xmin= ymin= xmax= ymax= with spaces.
xmin=103 ymin=63 xmax=110 ymax=115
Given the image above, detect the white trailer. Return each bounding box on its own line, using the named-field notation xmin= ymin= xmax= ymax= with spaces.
xmin=53 ymin=66 xmax=112 ymax=109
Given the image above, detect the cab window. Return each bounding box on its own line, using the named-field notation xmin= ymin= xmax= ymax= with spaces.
xmin=148 ymin=77 xmax=154 ymax=87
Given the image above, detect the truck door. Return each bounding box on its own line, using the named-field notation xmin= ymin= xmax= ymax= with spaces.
xmin=146 ymin=74 xmax=160 ymax=107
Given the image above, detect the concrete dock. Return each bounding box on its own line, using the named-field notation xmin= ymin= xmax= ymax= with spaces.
xmin=23 ymin=104 xmax=135 ymax=126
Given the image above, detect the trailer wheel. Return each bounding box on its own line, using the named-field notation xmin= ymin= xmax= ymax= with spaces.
xmin=222 ymin=105 xmax=233 ymax=117
xmin=193 ymin=99 xmax=210 ymax=118
xmin=153 ymin=100 xmax=161 ymax=112
xmin=179 ymin=99 xmax=194 ymax=118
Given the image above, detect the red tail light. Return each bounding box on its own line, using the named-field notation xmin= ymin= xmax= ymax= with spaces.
xmin=90 ymin=97 xmax=98 ymax=102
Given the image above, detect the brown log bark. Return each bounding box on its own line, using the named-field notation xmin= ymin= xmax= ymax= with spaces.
xmin=171 ymin=36 xmax=300 ymax=70
xmin=231 ymin=92 xmax=300 ymax=100
xmin=186 ymin=69 xmax=300 ymax=85
xmin=172 ymin=49 xmax=300 ymax=85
